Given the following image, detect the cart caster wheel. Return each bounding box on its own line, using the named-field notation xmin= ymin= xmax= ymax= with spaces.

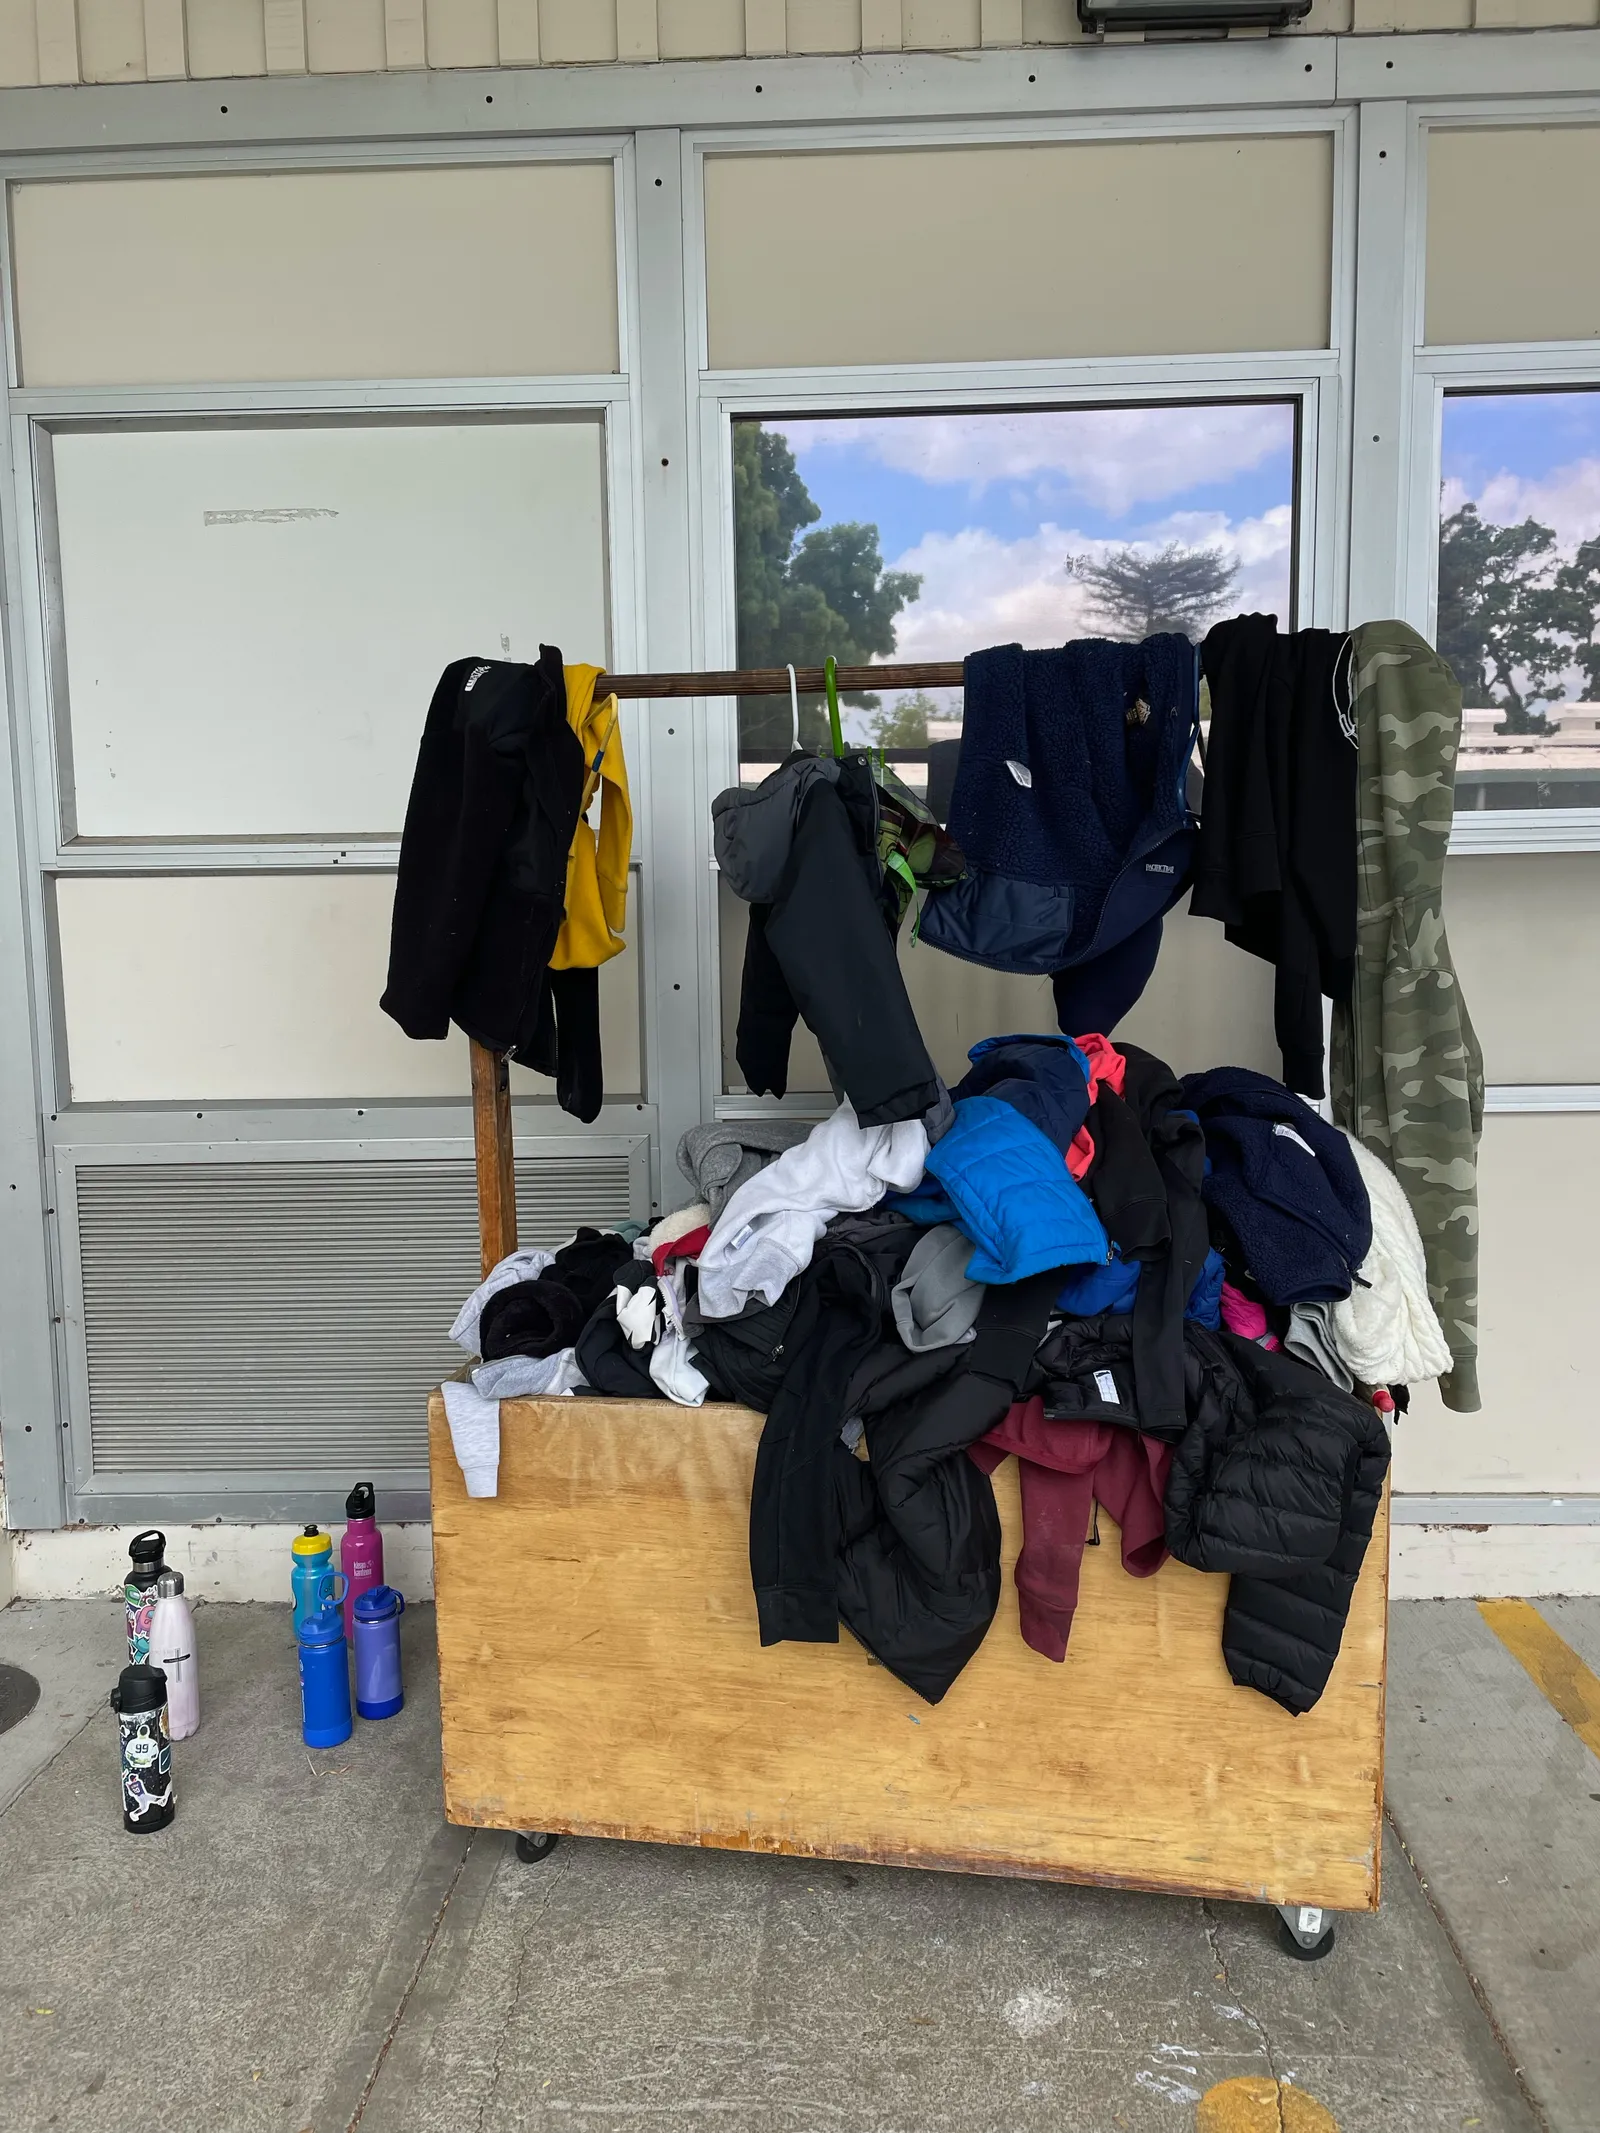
xmin=514 ymin=1830 xmax=559 ymax=1863
xmin=1275 ymin=1904 xmax=1335 ymax=1961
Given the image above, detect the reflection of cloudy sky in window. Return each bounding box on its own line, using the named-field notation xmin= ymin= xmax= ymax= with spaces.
xmin=775 ymin=405 xmax=1296 ymax=664
xmin=1442 ymin=390 xmax=1600 ymax=554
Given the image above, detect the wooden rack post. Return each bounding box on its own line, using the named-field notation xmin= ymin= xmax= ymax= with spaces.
xmin=469 ymin=1038 xmax=517 ymax=1280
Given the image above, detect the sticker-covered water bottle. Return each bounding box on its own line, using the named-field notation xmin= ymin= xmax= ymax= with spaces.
xmin=110 ymin=1663 xmax=174 ymax=1833
xmin=123 ymin=1530 xmax=168 ymax=1665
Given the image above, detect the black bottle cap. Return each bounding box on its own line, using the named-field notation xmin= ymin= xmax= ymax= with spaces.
xmin=111 ymin=1663 xmax=167 ymax=1715
xmin=302 ymin=1523 xmax=321 ymax=1538
xmin=128 ymin=1530 xmax=166 ymax=1568
xmin=345 ymin=1482 xmax=376 ymax=1520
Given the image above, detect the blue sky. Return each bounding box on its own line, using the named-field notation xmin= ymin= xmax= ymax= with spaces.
xmin=1440 ymin=389 xmax=1600 ymax=557
xmin=750 ymin=405 xmax=1299 ymax=666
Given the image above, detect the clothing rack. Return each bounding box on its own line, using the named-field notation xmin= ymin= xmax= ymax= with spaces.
xmin=466 ymin=659 xmax=961 ymax=1275
xmin=592 ymin=662 xmax=964 ymax=699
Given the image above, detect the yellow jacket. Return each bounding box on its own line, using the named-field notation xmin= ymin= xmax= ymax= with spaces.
xmin=551 ymin=664 xmax=631 ymax=970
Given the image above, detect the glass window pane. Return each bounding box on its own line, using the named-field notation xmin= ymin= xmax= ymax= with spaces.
xmin=51 ymin=416 xmax=610 ymax=840
xmin=730 ymin=402 xmax=1297 ymax=787
xmin=1440 ymin=389 xmax=1600 ymax=813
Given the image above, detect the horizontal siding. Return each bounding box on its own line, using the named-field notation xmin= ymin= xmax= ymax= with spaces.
xmin=6 ymin=0 xmax=1575 ymax=89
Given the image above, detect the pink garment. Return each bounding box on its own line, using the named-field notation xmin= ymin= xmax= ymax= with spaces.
xmin=970 ymin=1396 xmax=1171 ymax=1664
xmin=1066 ymin=1032 xmax=1128 ymax=1181
xmin=1220 ymin=1281 xmax=1280 ymax=1349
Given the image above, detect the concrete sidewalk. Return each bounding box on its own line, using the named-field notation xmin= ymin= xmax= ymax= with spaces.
xmin=0 ymin=1595 xmax=1590 ymax=2132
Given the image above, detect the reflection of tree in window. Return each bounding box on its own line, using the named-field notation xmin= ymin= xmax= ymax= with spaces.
xmin=732 ymin=422 xmax=920 ymax=756
xmin=1065 ymin=541 xmax=1240 ymax=642
xmin=1438 ymin=501 xmax=1600 ymax=733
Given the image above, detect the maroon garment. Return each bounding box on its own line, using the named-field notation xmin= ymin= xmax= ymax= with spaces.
xmin=971 ymin=1396 xmax=1172 ymax=1663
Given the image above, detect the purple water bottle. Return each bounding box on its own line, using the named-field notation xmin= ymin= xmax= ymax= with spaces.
xmin=352 ymin=1586 xmax=405 ymax=1720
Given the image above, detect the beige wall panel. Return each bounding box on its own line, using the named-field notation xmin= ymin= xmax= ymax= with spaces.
xmin=1476 ymin=0 xmax=1595 ymax=24
xmin=1393 ymin=1112 xmax=1598 ymax=1494
xmin=1021 ymin=0 xmax=1079 ymax=35
xmin=617 ymin=0 xmax=661 ymax=58
xmin=1444 ymin=854 xmax=1600 ymax=1086
xmin=186 ymin=0 xmax=269 ymax=74
xmin=903 ymin=0 xmax=980 ymax=42
xmin=721 ymin=889 xmax=1277 ymax=1094
xmin=0 ymin=0 xmax=41 ymax=86
xmin=425 ymin=0 xmax=498 ymax=66
xmin=1428 ymin=127 xmax=1600 ymax=346
xmin=1300 ymin=0 xmax=1352 ymax=27
xmin=788 ymin=0 xmax=863 ymax=49
xmin=539 ymin=0 xmax=617 ymax=58
xmin=861 ymin=0 xmax=903 ymax=43
xmin=57 ymin=875 xmax=642 ymax=1103
xmin=307 ymin=0 xmax=387 ymax=70
xmin=78 ymin=0 xmax=147 ymax=79
xmin=659 ymin=0 xmax=744 ymax=52
xmin=705 ymin=137 xmax=1334 ymax=369
xmin=13 ymin=164 xmax=618 ymax=386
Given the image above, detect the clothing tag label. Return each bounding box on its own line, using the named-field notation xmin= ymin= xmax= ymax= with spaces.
xmin=1273 ymin=1122 xmax=1317 ymax=1158
xmin=1093 ymin=1369 xmax=1119 ymax=1403
xmin=1005 ymin=759 xmax=1033 ymax=788
xmin=463 ymin=663 xmax=491 ymax=693
xmin=727 ymin=1223 xmax=756 ymax=1254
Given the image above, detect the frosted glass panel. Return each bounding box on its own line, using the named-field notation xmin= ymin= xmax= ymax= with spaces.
xmin=57 ymin=873 xmax=641 ymax=1104
xmin=52 ymin=418 xmax=609 ymax=839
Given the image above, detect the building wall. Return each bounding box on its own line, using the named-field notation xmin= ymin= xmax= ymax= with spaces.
xmin=6 ymin=0 xmax=1600 ymax=89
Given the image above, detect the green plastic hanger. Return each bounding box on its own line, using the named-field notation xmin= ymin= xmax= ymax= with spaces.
xmin=824 ymin=654 xmax=845 ymax=760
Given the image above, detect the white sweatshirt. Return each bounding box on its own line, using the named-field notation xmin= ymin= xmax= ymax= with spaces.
xmin=696 ymin=1101 xmax=927 ymax=1321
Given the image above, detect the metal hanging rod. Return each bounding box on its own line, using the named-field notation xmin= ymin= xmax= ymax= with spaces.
xmin=591 ymin=662 xmax=965 ymax=700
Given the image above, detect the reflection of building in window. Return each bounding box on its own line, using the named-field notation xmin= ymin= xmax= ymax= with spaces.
xmin=1456 ymin=704 xmax=1600 ymax=811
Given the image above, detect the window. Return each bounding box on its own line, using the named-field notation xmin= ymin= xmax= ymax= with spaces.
xmin=1439 ymin=389 xmax=1600 ymax=813
xmin=730 ymin=401 xmax=1300 ymax=788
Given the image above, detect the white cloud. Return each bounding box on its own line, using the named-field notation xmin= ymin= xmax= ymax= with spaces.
xmin=784 ymin=406 xmax=1295 ymax=519
xmin=1448 ymin=456 xmax=1600 ymax=556
xmin=882 ymin=508 xmax=1293 ymax=664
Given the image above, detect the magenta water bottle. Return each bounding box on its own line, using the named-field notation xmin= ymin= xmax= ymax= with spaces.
xmin=353 ymin=1586 xmax=405 ymax=1720
xmin=339 ymin=1482 xmax=384 ymax=1642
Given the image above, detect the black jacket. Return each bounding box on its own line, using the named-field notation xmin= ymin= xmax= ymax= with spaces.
xmin=718 ymin=757 xmax=941 ymax=1126
xmin=1081 ymin=1044 xmax=1210 ymax=1439
xmin=1031 ymin=1316 xmax=1388 ymax=1713
xmin=1192 ymin=618 xmax=1355 ymax=1098
xmin=1164 ymin=1326 xmax=1390 ymax=1715
xmin=382 ymin=651 xmax=584 ymax=1061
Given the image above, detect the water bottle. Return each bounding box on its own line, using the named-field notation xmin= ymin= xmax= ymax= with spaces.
xmin=124 ymin=1530 xmax=168 ymax=1664
xmin=110 ymin=1663 xmax=174 ymax=1832
xmin=340 ymin=1482 xmax=384 ymax=1643
xmin=290 ymin=1526 xmax=344 ymax=1635
xmin=147 ymin=1570 xmax=199 ymax=1740
xmin=352 ymin=1585 xmax=406 ymax=1720
xmin=297 ymin=1606 xmax=353 ymax=1749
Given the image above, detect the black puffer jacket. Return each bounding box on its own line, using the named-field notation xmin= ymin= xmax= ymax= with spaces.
xmin=1164 ymin=1326 xmax=1390 ymax=1715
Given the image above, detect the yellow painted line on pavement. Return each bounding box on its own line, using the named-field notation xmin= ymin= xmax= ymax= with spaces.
xmin=1197 ymin=2076 xmax=1338 ymax=2129
xmin=1478 ymin=1598 xmax=1600 ymax=1764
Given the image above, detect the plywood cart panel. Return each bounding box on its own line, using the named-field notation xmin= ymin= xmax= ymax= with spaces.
xmin=431 ymin=1392 xmax=1386 ymax=1912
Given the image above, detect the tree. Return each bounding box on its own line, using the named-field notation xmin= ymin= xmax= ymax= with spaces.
xmin=868 ymin=691 xmax=936 ymax=749
xmin=1435 ymin=501 xmax=1567 ymax=733
xmin=1553 ymin=534 xmax=1600 ymax=705
xmin=732 ymin=422 xmax=921 ymax=754
xmin=1065 ymin=541 xmax=1240 ymax=641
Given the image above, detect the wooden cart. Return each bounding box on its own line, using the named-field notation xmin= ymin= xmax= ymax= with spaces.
xmin=430 ymin=1039 xmax=1386 ymax=1950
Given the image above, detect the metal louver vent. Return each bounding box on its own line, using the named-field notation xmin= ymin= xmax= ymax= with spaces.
xmin=75 ymin=1154 xmax=634 ymax=1476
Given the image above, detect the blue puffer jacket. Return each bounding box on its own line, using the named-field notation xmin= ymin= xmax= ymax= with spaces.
xmin=920 ymin=635 xmax=1199 ymax=1029
xmin=1056 ymin=1245 xmax=1225 ymax=1325
xmin=892 ymin=1095 xmax=1108 ymax=1285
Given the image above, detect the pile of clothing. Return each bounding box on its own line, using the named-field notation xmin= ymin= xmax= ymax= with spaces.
xmin=441 ymin=1040 xmax=1448 ymax=1720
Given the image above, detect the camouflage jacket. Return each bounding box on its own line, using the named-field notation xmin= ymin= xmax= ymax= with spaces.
xmin=1330 ymin=621 xmax=1484 ymax=1412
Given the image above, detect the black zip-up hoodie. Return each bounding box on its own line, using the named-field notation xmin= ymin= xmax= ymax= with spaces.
xmin=381 ymin=651 xmax=584 ymax=1061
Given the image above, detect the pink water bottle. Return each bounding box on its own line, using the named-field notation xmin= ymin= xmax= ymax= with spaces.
xmin=340 ymin=1482 xmax=384 ymax=1642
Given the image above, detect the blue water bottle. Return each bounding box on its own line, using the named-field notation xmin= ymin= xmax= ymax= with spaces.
xmin=353 ymin=1586 xmax=406 ymax=1720
xmin=291 ymin=1525 xmax=345 ymax=1635
xmin=297 ymin=1606 xmax=353 ymax=1749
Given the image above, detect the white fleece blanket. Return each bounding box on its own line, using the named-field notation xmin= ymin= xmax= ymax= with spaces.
xmin=696 ymin=1100 xmax=928 ymax=1320
xmin=1331 ymin=1132 xmax=1453 ymax=1388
